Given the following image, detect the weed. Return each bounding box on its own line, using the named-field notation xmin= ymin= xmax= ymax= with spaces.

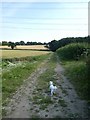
xmin=58 ymin=99 xmax=67 ymax=107
xmin=39 ymin=104 xmax=47 ymax=110
xmin=2 ymin=109 xmax=7 ymax=117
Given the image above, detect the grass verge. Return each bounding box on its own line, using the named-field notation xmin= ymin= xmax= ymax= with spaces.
xmin=61 ymin=60 xmax=89 ymax=100
xmin=2 ymin=54 xmax=51 ymax=106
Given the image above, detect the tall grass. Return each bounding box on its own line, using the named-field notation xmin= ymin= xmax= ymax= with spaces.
xmin=63 ymin=61 xmax=88 ymax=100
xmin=56 ymin=43 xmax=90 ymax=101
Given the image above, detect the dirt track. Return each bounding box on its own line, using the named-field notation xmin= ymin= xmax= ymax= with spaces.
xmin=3 ymin=55 xmax=88 ymax=118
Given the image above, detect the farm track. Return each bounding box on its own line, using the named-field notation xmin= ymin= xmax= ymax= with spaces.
xmin=3 ymin=55 xmax=89 ymax=118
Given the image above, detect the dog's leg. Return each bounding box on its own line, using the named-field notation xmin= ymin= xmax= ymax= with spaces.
xmin=51 ymin=89 xmax=53 ymax=96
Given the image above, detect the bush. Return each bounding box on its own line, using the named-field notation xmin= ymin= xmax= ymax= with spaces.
xmin=56 ymin=43 xmax=88 ymax=60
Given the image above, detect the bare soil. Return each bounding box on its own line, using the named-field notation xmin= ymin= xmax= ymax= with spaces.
xmin=3 ymin=56 xmax=89 ymax=118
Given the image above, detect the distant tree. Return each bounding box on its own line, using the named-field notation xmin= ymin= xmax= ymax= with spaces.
xmin=15 ymin=42 xmax=20 ymax=45
xmin=37 ymin=42 xmax=43 ymax=45
xmin=44 ymin=42 xmax=46 ymax=45
xmin=20 ymin=41 xmax=25 ymax=45
xmin=32 ymin=42 xmax=37 ymax=45
xmin=8 ymin=42 xmax=16 ymax=49
xmin=26 ymin=41 xmax=44 ymax=45
xmin=2 ymin=41 xmax=8 ymax=46
xmin=48 ymin=40 xmax=59 ymax=52
xmin=26 ymin=42 xmax=31 ymax=45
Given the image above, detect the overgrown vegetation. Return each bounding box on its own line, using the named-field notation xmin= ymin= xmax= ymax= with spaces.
xmin=2 ymin=54 xmax=50 ymax=106
xmin=57 ymin=43 xmax=89 ymax=60
xmin=56 ymin=43 xmax=90 ymax=101
xmin=49 ymin=36 xmax=90 ymax=51
xmin=63 ymin=61 xmax=88 ymax=99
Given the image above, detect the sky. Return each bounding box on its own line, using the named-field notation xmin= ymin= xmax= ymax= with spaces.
xmin=0 ymin=0 xmax=89 ymax=43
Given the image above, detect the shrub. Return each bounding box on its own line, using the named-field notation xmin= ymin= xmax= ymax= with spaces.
xmin=56 ymin=43 xmax=88 ymax=60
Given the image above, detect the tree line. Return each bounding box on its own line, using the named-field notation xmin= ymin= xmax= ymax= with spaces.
xmin=1 ymin=41 xmax=47 ymax=49
xmin=1 ymin=41 xmax=46 ymax=46
xmin=49 ymin=36 xmax=90 ymax=52
xmin=1 ymin=36 xmax=90 ymax=50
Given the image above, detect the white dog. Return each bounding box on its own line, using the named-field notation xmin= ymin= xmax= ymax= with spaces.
xmin=49 ymin=81 xmax=57 ymax=96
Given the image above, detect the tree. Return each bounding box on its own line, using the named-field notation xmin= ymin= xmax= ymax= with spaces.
xmin=15 ymin=42 xmax=20 ymax=45
xmin=8 ymin=42 xmax=16 ymax=49
xmin=20 ymin=41 xmax=25 ymax=45
xmin=48 ymin=40 xmax=59 ymax=52
xmin=2 ymin=41 xmax=8 ymax=46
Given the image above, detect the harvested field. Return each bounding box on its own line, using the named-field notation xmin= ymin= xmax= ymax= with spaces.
xmin=1 ymin=50 xmax=50 ymax=58
xmin=0 ymin=45 xmax=48 ymax=50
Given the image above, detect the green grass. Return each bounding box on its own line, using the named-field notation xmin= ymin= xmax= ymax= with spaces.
xmin=32 ymin=95 xmax=53 ymax=110
xmin=2 ymin=54 xmax=51 ymax=106
xmin=30 ymin=53 xmax=57 ymax=110
xmin=62 ymin=60 xmax=89 ymax=100
xmin=33 ymin=95 xmax=53 ymax=110
xmin=56 ymin=42 xmax=90 ymax=101
xmin=58 ymin=99 xmax=67 ymax=107
xmin=36 ymin=53 xmax=57 ymax=90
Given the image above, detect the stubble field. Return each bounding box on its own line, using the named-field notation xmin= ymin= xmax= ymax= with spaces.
xmin=0 ymin=45 xmax=48 ymax=50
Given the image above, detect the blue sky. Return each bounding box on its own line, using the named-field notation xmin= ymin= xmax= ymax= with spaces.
xmin=0 ymin=0 xmax=89 ymax=43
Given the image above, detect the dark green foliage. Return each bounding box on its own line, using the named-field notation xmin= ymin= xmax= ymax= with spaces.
xmin=56 ymin=42 xmax=90 ymax=101
xmin=1 ymin=41 xmax=46 ymax=46
xmin=8 ymin=42 xmax=16 ymax=49
xmin=49 ymin=36 xmax=90 ymax=51
xmin=48 ymin=40 xmax=59 ymax=52
xmin=19 ymin=41 xmax=25 ymax=45
xmin=56 ymin=43 xmax=89 ymax=60
xmin=2 ymin=41 xmax=8 ymax=46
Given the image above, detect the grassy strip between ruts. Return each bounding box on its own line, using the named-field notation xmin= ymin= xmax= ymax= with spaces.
xmin=36 ymin=53 xmax=57 ymax=91
xmin=30 ymin=53 xmax=58 ymax=110
xmin=2 ymin=53 xmax=51 ymax=106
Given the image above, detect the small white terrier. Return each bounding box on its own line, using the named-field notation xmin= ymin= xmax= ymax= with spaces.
xmin=49 ymin=81 xmax=57 ymax=96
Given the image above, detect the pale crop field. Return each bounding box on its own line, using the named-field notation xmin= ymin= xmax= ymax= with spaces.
xmin=0 ymin=45 xmax=48 ymax=50
xmin=1 ymin=50 xmax=50 ymax=58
